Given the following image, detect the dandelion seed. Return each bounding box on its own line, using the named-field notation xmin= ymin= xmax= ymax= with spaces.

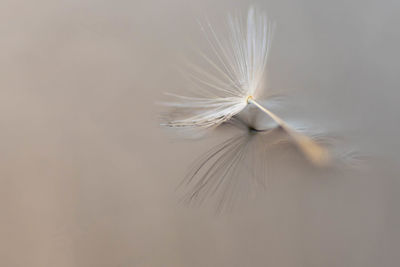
xmin=161 ymin=6 xmax=330 ymax=166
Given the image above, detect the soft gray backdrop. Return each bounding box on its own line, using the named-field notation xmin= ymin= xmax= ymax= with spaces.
xmin=0 ymin=0 xmax=399 ymax=266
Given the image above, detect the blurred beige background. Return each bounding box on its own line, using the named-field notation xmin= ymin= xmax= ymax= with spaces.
xmin=0 ymin=0 xmax=399 ymax=266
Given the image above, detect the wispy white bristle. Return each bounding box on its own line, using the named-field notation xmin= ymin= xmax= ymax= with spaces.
xmin=162 ymin=7 xmax=275 ymax=130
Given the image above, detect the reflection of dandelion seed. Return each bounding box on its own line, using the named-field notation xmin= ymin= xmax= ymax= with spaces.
xmin=179 ymin=117 xmax=359 ymax=211
xmin=179 ymin=118 xmax=287 ymax=211
xmin=161 ymin=6 xmax=330 ymax=166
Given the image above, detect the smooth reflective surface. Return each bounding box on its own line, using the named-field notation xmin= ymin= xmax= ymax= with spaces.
xmin=0 ymin=0 xmax=399 ymax=266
